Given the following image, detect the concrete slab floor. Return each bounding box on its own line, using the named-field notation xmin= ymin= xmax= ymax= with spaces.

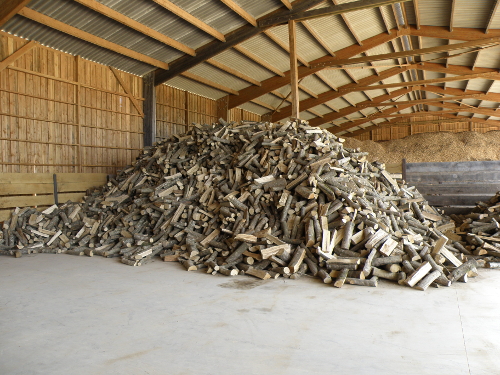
xmin=1 ymin=255 xmax=500 ymax=375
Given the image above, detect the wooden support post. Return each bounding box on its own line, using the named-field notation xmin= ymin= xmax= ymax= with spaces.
xmin=75 ymin=55 xmax=82 ymax=173
xmin=53 ymin=174 xmax=59 ymax=205
xmin=402 ymin=158 xmax=407 ymax=182
xmin=288 ymin=20 xmax=300 ymax=119
xmin=0 ymin=40 xmax=36 ymax=73
xmin=469 ymin=120 xmax=473 ymax=131
xmin=262 ymin=113 xmax=272 ymax=122
xmin=143 ymin=71 xmax=156 ymax=147
xmin=216 ymin=95 xmax=230 ymax=122
xmin=185 ymin=90 xmax=189 ymax=131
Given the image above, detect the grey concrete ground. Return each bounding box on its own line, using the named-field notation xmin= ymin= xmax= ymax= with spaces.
xmin=1 ymin=254 xmax=500 ymax=375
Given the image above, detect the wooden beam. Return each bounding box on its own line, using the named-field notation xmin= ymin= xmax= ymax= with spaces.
xmin=229 ymin=29 xmax=400 ymax=109
xmin=339 ymin=71 xmax=498 ymax=92
xmin=332 ymin=0 xmax=363 ymax=46
xmin=486 ymin=0 xmax=500 ymax=33
xmin=180 ymin=72 xmax=239 ymax=95
xmin=220 ymin=0 xmax=257 ymax=26
xmin=142 ymin=72 xmax=156 ymax=147
xmin=0 ymin=0 xmax=31 ymax=28
xmin=216 ymin=95 xmax=230 ymax=121
xmin=206 ymin=59 xmax=261 ymax=86
xmin=259 ymin=0 xmax=411 ymax=26
xmin=74 ymin=0 xmax=195 ymax=56
xmin=0 ymin=39 xmax=36 ymax=73
xmin=310 ymin=35 xmax=500 ymax=69
xmin=152 ymin=0 xmax=225 ymax=42
xmin=450 ymin=0 xmax=456 ymax=32
xmin=327 ymin=104 xmax=414 ymax=133
xmin=433 ymin=101 xmax=500 ymax=117
xmin=356 ymin=93 xmax=490 ymax=107
xmin=233 ymin=45 xmax=285 ymax=77
xmin=263 ymin=30 xmax=310 ymax=67
xmin=109 ymin=66 xmax=144 ymax=117
xmin=273 ymin=65 xmax=412 ymax=121
xmin=153 ymin=0 xmax=326 ymax=86
xmin=409 ymin=25 xmax=500 ymax=40
xmin=289 ymin=20 xmax=300 ymax=119
xmin=301 ymin=21 xmax=337 ymax=56
xmin=280 ymin=0 xmax=293 ymax=10
xmin=413 ymin=0 xmax=421 ymax=30
xmin=416 ymin=61 xmax=500 ymax=77
xmin=422 ymin=84 xmax=500 ymax=102
xmin=440 ymin=113 xmax=500 ymax=126
xmin=18 ymin=8 xmax=170 ymax=70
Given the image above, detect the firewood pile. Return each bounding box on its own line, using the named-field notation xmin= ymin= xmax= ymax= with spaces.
xmin=452 ymin=192 xmax=500 ymax=270
xmin=0 ymin=120 xmax=481 ymax=290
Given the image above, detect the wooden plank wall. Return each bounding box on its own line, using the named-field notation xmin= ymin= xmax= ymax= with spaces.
xmin=406 ymin=161 xmax=500 ymax=212
xmin=0 ymin=172 xmax=108 ymax=221
xmin=0 ymin=31 xmax=143 ymax=174
xmin=155 ymin=85 xmax=261 ymax=141
xmin=351 ymin=115 xmax=499 ymax=141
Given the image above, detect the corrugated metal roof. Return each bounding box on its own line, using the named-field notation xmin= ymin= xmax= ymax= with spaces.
xmin=403 ymin=2 xmax=416 ymax=25
xmin=300 ymin=74 xmax=331 ymax=95
xmin=239 ymin=34 xmax=291 ymax=73
xmin=305 ymin=15 xmax=357 ymax=52
xmin=2 ymin=16 xmax=155 ymax=76
xmin=165 ymin=76 xmax=227 ymax=100
xmin=453 ymin=0 xmax=495 ymax=29
xmin=309 ymin=104 xmax=335 ymax=116
xmin=188 ymin=63 xmax=250 ymax=91
xmin=299 ymin=112 xmax=316 ymax=121
xmin=211 ymin=49 xmax=275 ymax=82
xmin=474 ymin=46 xmax=500 ymax=69
xmin=255 ymin=93 xmax=283 ymax=109
xmin=317 ymin=69 xmax=352 ymax=88
xmin=99 ymin=0 xmax=214 ymax=50
xmin=231 ymin=0 xmax=282 ymax=19
xmin=335 ymin=2 xmax=386 ymax=41
xmin=418 ymin=0 xmax=452 ymax=27
xmin=237 ymin=102 xmax=269 ymax=115
xmin=26 ymin=0 xmax=181 ymax=63
xmin=463 ymin=78 xmax=494 ymax=91
xmin=477 ymin=100 xmax=498 ymax=108
xmin=379 ymin=5 xmax=398 ymax=29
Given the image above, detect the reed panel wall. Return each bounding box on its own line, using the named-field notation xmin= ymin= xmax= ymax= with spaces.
xmin=0 ymin=32 xmax=143 ymax=174
xmin=155 ymin=85 xmax=261 ymax=142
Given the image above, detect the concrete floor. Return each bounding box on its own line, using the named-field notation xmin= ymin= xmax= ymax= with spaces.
xmin=1 ymin=255 xmax=500 ymax=375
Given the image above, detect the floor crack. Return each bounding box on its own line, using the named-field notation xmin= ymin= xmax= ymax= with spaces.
xmin=456 ymin=290 xmax=472 ymax=375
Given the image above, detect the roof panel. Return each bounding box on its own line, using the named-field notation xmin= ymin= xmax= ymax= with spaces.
xmin=300 ymin=75 xmax=331 ymax=95
xmin=99 ymin=0 xmax=214 ymax=50
xmin=2 ymin=16 xmax=154 ymax=76
xmin=187 ymin=63 xmax=250 ymax=91
xmin=335 ymin=2 xmax=385 ymax=41
xmin=474 ymin=46 xmax=500 ymax=69
xmin=165 ymin=76 xmax=227 ymax=100
xmin=418 ymin=0 xmax=452 ymax=27
xmin=237 ymin=102 xmax=269 ymax=116
xmin=465 ymin=78 xmax=495 ymax=91
xmin=239 ymin=34 xmax=291 ymax=73
xmin=212 ymin=49 xmax=274 ymax=82
xmin=453 ymin=0 xmax=495 ymax=28
xmin=379 ymin=5 xmax=398 ymax=29
xmin=304 ymin=15 xmax=356 ymax=52
xmin=232 ymin=0 xmax=283 ymax=18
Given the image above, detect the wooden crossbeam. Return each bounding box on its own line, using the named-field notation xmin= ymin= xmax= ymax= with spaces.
xmin=0 ymin=0 xmax=31 ymax=28
xmin=229 ymin=29 xmax=400 ymax=110
xmin=109 ymin=66 xmax=144 ymax=117
xmin=410 ymin=25 xmax=500 ymax=40
xmin=310 ymin=36 xmax=500 ymax=69
xmin=355 ymin=93 xmax=490 ymax=107
xmin=154 ymin=0 xmax=325 ymax=85
xmin=422 ymin=84 xmax=500 ymax=102
xmin=220 ymin=0 xmax=257 ymax=26
xmin=259 ymin=0 xmax=410 ymax=26
xmin=272 ymin=65 xmax=411 ymax=121
xmin=18 ymin=8 xmax=169 ymax=70
xmin=339 ymin=71 xmax=498 ymax=93
xmin=0 ymin=40 xmax=36 ymax=73
xmin=74 ymin=0 xmax=195 ymax=56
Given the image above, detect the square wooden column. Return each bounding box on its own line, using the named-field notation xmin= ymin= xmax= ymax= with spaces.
xmin=288 ymin=20 xmax=299 ymax=119
xmin=143 ymin=71 xmax=156 ymax=146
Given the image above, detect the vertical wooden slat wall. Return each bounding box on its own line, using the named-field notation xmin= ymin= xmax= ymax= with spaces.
xmin=0 ymin=32 xmax=143 ymax=174
xmin=155 ymin=85 xmax=261 ymax=141
xmin=350 ymin=116 xmax=500 ymax=142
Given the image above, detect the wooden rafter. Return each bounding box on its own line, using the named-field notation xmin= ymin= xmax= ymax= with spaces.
xmin=0 ymin=0 xmax=31 ymax=27
xmin=378 ymin=6 xmax=392 ymax=34
xmin=180 ymin=72 xmax=239 ymax=95
xmin=259 ymin=0 xmax=411 ymax=26
xmin=434 ymin=101 xmax=500 ymax=117
xmin=18 ymin=8 xmax=169 ymax=70
xmin=486 ymin=0 xmax=500 ymax=33
xmin=154 ymin=0 xmax=326 ymax=85
xmin=233 ymin=45 xmax=285 ymax=77
xmin=423 ymin=84 xmax=500 ymax=102
xmin=413 ymin=0 xmax=421 ymax=30
xmin=220 ymin=0 xmax=257 ymax=26
xmin=152 ymin=0 xmax=225 ymax=42
xmin=310 ymin=36 xmax=500 ymax=69
xmin=410 ymin=25 xmax=500 ymax=40
xmin=0 ymin=40 xmax=36 ymax=73
xmin=263 ymin=30 xmax=310 ymax=67
xmin=272 ymin=65 xmax=412 ymax=121
xmin=338 ymin=71 xmax=498 ymax=93
xmin=280 ymin=0 xmax=293 ymax=10
xmin=332 ymin=0 xmax=363 ymax=46
xmin=229 ymin=29 xmax=400 ymax=109
xmin=74 ymin=0 xmax=195 ymax=56
xmin=356 ymin=93 xmax=491 ymax=107
xmin=450 ymin=0 xmax=456 ymax=32
xmin=327 ymin=104 xmax=414 ymax=133
xmin=205 ymin=59 xmax=261 ymax=86
xmin=301 ymin=21 xmax=337 ymax=56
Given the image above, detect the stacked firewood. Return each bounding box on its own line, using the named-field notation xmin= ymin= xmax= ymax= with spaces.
xmin=0 ymin=120 xmax=480 ymax=290
xmin=452 ymin=192 xmax=500 ymax=269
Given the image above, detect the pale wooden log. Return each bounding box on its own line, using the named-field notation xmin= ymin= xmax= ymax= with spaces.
xmin=261 ymin=244 xmax=290 ymax=259
xmin=246 ymin=268 xmax=271 ymax=280
xmin=333 ymin=268 xmax=349 ymax=288
xmin=372 ymin=267 xmax=399 ymax=281
xmin=415 ymin=270 xmax=441 ymax=291
xmin=448 ymin=259 xmax=479 ymax=283
xmin=317 ymin=269 xmax=332 ymax=284
xmin=379 ymin=237 xmax=398 ymax=256
xmin=362 ymin=248 xmax=377 ymax=277
xmin=288 ymin=247 xmax=306 ymax=273
xmin=405 ymin=261 xmax=432 ymax=287
xmin=372 ymin=256 xmax=402 ymax=267
xmin=346 ymin=276 xmax=378 ymax=287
